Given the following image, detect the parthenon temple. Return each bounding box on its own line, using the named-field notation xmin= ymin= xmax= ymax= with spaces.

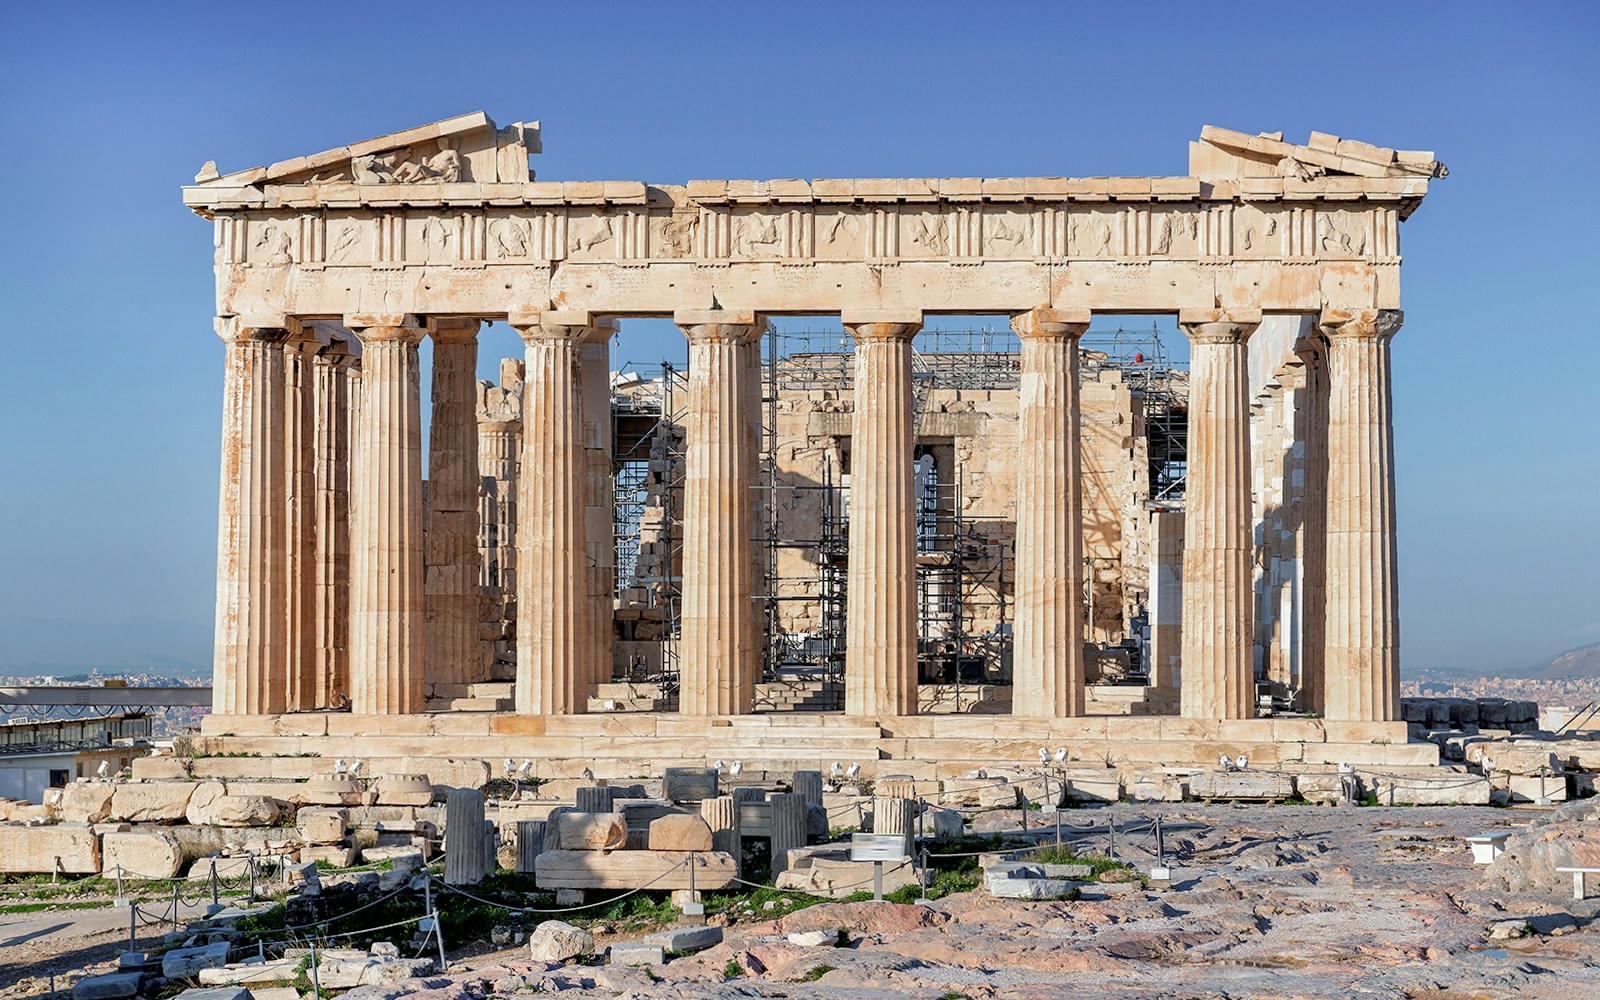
xmin=185 ymin=112 xmax=1447 ymax=775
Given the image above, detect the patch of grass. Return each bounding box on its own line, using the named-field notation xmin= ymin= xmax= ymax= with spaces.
xmin=1280 ymin=796 xmax=1313 ymax=806
xmin=828 ymin=826 xmax=860 ymax=841
xmin=0 ymin=900 xmax=109 ymax=914
xmin=703 ymin=885 xmax=829 ymax=920
xmin=724 ymin=959 xmax=744 ymax=978
xmin=1029 ymin=845 xmax=1133 ymax=879
xmin=798 ymin=964 xmax=836 ymax=982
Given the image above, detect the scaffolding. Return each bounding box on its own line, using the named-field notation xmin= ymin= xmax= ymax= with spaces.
xmin=1080 ymin=324 xmax=1190 ymax=502
xmin=611 ymin=322 xmax=1187 ymax=709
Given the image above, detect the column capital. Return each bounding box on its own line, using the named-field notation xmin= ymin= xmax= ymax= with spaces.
xmin=1179 ymin=307 xmax=1262 ymax=345
xmin=1319 ymin=308 xmax=1403 ymax=342
xmin=312 ymin=337 xmax=356 ymax=368
xmin=1292 ymin=335 xmax=1326 ymax=365
xmin=677 ymin=310 xmax=766 ymax=346
xmin=842 ymin=309 xmax=922 ymax=338
xmin=428 ymin=318 xmax=482 ymax=344
xmin=844 ymin=309 xmax=922 ymax=344
xmin=344 ymin=314 xmax=425 ymax=345
xmin=1011 ymin=307 xmax=1091 ymax=341
xmin=509 ymin=309 xmax=612 ymax=344
xmin=214 ymin=316 xmax=289 ymax=345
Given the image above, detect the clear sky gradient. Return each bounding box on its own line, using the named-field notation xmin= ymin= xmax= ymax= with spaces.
xmin=1 ymin=1 xmax=1596 ymax=676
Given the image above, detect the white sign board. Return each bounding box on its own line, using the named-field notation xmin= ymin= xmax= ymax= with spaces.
xmin=850 ymin=832 xmax=908 ymax=863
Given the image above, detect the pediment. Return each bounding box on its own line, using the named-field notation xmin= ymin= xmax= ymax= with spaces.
xmin=192 ymin=112 xmax=540 ymax=189
xmin=1193 ymin=126 xmax=1446 ymax=182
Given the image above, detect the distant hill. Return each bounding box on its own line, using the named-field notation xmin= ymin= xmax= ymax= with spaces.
xmin=0 ymin=614 xmax=210 ymax=679
xmin=1523 ymin=642 xmax=1600 ymax=681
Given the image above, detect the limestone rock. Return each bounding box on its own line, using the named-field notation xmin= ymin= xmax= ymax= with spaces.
xmin=527 ymin=920 xmax=593 ymax=962
xmin=987 ymin=876 xmax=1078 ymax=900
xmin=110 ymin=782 xmax=196 ymax=823
xmin=374 ymin=773 xmax=433 ymax=806
xmin=296 ymin=807 xmax=350 ymax=844
xmin=163 ymin=941 xmax=231 ymax=978
xmin=59 ymin=781 xmax=116 ymax=824
xmin=1186 ymin=771 xmax=1294 ymax=801
xmin=186 ymin=782 xmax=282 ymax=826
xmin=554 ymin=812 xmax=627 ymax=852
xmin=71 ymin=972 xmax=143 ymax=1000
xmin=0 ymin=825 xmax=100 ymax=874
xmin=609 ymin=942 xmax=664 ymax=966
xmin=787 ymin=929 xmax=839 ymax=947
xmin=302 ymin=777 xmax=363 ymax=805
xmin=103 ymin=831 xmax=184 ymax=879
xmin=641 ymin=925 xmax=722 ymax=953
xmin=645 ymin=813 xmax=714 ymax=851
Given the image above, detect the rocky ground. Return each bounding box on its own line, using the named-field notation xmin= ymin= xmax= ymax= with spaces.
xmin=7 ymin=801 xmax=1600 ymax=999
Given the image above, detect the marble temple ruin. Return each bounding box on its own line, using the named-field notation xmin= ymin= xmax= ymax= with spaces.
xmin=182 ymin=112 xmax=1447 ymax=775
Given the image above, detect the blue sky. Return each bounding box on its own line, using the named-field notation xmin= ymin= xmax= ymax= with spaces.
xmin=1 ymin=1 xmax=1596 ymax=676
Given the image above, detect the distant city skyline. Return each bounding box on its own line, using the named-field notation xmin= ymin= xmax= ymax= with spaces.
xmin=2 ymin=2 xmax=1596 ymax=680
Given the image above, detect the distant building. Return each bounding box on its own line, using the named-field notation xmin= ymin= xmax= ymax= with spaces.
xmin=0 ymin=713 xmax=152 ymax=803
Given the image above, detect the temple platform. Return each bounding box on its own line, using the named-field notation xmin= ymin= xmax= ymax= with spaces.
xmin=187 ymin=712 xmax=1435 ymax=781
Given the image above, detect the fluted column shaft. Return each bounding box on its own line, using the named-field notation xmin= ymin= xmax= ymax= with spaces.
xmin=1010 ymin=308 xmax=1090 ymax=718
xmin=1293 ymin=336 xmax=1330 ymax=715
xmin=283 ymin=336 xmax=318 ymax=711
xmin=213 ymin=320 xmax=289 ymax=716
xmin=580 ymin=329 xmax=618 ymax=692
xmin=1178 ymin=309 xmax=1260 ymax=720
xmin=512 ymin=312 xmax=595 ymax=715
xmin=1321 ymin=309 xmax=1403 ymax=722
xmin=425 ymin=320 xmax=483 ymax=689
xmin=677 ymin=312 xmax=764 ymax=716
xmin=844 ymin=316 xmax=922 ymax=719
xmin=477 ymin=418 xmax=520 ymax=591
xmin=312 ymin=341 xmax=353 ymax=708
xmin=347 ymin=315 xmax=426 ymax=715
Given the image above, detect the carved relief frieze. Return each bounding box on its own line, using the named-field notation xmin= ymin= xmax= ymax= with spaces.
xmin=251 ymin=218 xmax=297 ymax=266
xmin=327 ymin=219 xmax=368 ymax=263
xmin=1150 ymin=208 xmax=1201 ymax=258
xmin=733 ymin=209 xmax=782 ymax=259
xmin=983 ymin=209 xmax=1035 ymax=260
xmin=1233 ymin=205 xmax=1282 ymax=259
xmin=487 ymin=212 xmax=567 ymax=262
xmin=1070 ymin=208 xmax=1119 ymax=259
xmin=651 ymin=210 xmax=699 ymax=260
xmin=814 ymin=207 xmax=865 ymax=260
xmin=417 ymin=214 xmax=461 ymax=264
xmin=1314 ymin=208 xmax=1369 ymax=258
xmin=902 ymin=210 xmax=950 ymax=258
xmin=566 ymin=212 xmax=616 ymax=261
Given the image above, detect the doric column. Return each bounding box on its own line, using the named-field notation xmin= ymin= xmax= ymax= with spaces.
xmin=311 ymin=338 xmax=353 ymax=709
xmin=345 ymin=314 xmax=426 ymax=715
xmin=1010 ymin=307 xmax=1091 ymax=718
xmin=212 ymin=319 xmax=289 ymax=716
xmin=425 ymin=319 xmax=483 ymax=691
xmin=510 ymin=310 xmax=595 ymax=715
xmin=581 ymin=326 xmax=619 ymax=693
xmin=1177 ymin=308 xmax=1260 ymax=720
xmin=1320 ymin=308 xmax=1403 ymax=722
xmin=1292 ymin=335 xmax=1330 ymax=715
xmin=677 ymin=311 xmax=764 ymax=716
xmin=843 ymin=312 xmax=922 ymax=719
xmin=283 ymin=331 xmax=319 ymax=711
xmin=476 ymin=364 xmax=523 ymax=681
